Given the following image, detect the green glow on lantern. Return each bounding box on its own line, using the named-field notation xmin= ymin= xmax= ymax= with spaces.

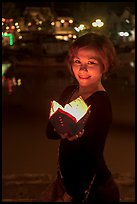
xmin=2 ymin=33 xmax=13 ymax=46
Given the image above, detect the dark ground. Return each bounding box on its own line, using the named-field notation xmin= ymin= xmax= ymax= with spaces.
xmin=2 ymin=60 xmax=135 ymax=202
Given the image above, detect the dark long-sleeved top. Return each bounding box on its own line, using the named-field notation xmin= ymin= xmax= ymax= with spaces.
xmin=46 ymin=84 xmax=112 ymax=199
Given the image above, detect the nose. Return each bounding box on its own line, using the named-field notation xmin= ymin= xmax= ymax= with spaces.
xmin=79 ymin=64 xmax=88 ymax=71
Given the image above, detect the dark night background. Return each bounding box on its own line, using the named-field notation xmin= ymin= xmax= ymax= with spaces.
xmin=2 ymin=1 xmax=135 ymax=202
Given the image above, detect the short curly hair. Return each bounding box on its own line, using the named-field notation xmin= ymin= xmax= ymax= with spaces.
xmin=67 ymin=32 xmax=116 ymax=78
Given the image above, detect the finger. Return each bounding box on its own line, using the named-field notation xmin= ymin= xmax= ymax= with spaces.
xmin=60 ymin=132 xmax=69 ymax=139
xmin=78 ymin=129 xmax=84 ymax=137
xmin=67 ymin=135 xmax=76 ymax=141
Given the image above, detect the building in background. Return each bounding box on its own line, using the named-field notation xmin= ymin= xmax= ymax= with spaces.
xmin=2 ymin=3 xmax=135 ymax=45
xmin=51 ymin=8 xmax=77 ymax=41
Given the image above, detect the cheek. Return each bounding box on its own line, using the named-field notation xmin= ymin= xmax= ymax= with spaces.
xmin=72 ymin=68 xmax=78 ymax=76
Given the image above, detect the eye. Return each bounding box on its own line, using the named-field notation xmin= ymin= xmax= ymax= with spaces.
xmin=73 ymin=59 xmax=81 ymax=64
xmin=88 ymin=60 xmax=98 ymax=65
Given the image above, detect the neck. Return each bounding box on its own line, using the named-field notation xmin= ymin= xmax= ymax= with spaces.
xmin=78 ymin=83 xmax=105 ymax=96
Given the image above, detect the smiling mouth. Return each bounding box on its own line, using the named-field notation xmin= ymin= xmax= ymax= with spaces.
xmin=79 ymin=76 xmax=91 ymax=79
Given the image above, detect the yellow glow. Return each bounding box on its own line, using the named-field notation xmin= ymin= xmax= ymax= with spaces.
xmin=63 ymin=36 xmax=68 ymax=41
xmin=38 ymin=27 xmax=42 ymax=30
xmin=51 ymin=22 xmax=55 ymax=26
xmin=11 ymin=26 xmax=15 ymax=29
xmin=6 ymin=26 xmax=9 ymax=30
xmin=28 ymin=22 xmax=32 ymax=26
xmin=68 ymin=34 xmax=72 ymax=38
xmin=17 ymin=29 xmax=21 ymax=32
xmin=50 ymin=96 xmax=91 ymax=122
xmin=18 ymin=36 xmax=22 ymax=39
xmin=17 ymin=79 xmax=21 ymax=86
xmin=73 ymin=35 xmax=77 ymax=39
xmin=61 ymin=19 xmax=65 ymax=23
xmin=15 ymin=22 xmax=18 ymax=26
xmin=92 ymin=19 xmax=104 ymax=27
xmin=55 ymin=35 xmax=63 ymax=40
xmin=96 ymin=19 xmax=101 ymax=23
xmin=92 ymin=22 xmax=97 ymax=27
xmin=69 ymin=19 xmax=73 ymax=23
xmin=79 ymin=24 xmax=85 ymax=30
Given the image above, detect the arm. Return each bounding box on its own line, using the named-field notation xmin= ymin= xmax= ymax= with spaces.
xmin=75 ymin=93 xmax=112 ymax=192
xmin=83 ymin=93 xmax=112 ymax=173
xmin=46 ymin=121 xmax=61 ymax=140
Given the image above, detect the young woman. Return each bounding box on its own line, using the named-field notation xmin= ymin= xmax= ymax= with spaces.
xmin=46 ymin=32 xmax=120 ymax=202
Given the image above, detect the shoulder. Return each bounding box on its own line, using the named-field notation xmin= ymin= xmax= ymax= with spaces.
xmin=87 ymin=91 xmax=111 ymax=106
xmin=87 ymin=91 xmax=112 ymax=117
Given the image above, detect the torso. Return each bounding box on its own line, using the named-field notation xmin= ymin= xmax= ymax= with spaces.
xmin=69 ymin=84 xmax=106 ymax=101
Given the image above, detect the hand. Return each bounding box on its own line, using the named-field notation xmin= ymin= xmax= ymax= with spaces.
xmin=54 ymin=129 xmax=69 ymax=139
xmin=67 ymin=129 xmax=84 ymax=141
xmin=54 ymin=128 xmax=84 ymax=141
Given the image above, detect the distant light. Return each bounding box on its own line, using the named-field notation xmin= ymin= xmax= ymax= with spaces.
xmin=124 ymin=32 xmax=129 ymax=36
xmin=92 ymin=22 xmax=97 ymax=27
xmin=125 ymin=19 xmax=130 ymax=23
xmin=51 ymin=22 xmax=55 ymax=26
xmin=61 ymin=19 xmax=65 ymax=23
xmin=2 ymin=18 xmax=5 ymax=22
xmin=11 ymin=25 xmax=15 ymax=29
xmin=92 ymin=19 xmax=104 ymax=27
xmin=2 ymin=22 xmax=4 ymax=26
xmin=39 ymin=21 xmax=42 ymax=24
xmin=18 ymin=36 xmax=22 ymax=39
xmin=16 ymin=25 xmax=20 ymax=29
xmin=2 ymin=33 xmax=13 ymax=46
xmin=15 ymin=22 xmax=18 ymax=26
xmin=119 ymin=32 xmax=124 ymax=36
xmin=63 ymin=36 xmax=68 ymax=41
xmin=12 ymin=77 xmax=17 ymax=86
xmin=6 ymin=26 xmax=10 ymax=30
xmin=98 ymin=21 xmax=104 ymax=27
xmin=68 ymin=34 xmax=72 ymax=38
xmin=130 ymin=61 xmax=134 ymax=67
xmin=38 ymin=27 xmax=42 ymax=30
xmin=69 ymin=19 xmax=73 ymax=24
xmin=17 ymin=79 xmax=22 ymax=86
xmin=2 ymin=63 xmax=11 ymax=76
xmin=28 ymin=22 xmax=32 ymax=26
xmin=118 ymin=31 xmax=129 ymax=37
xmin=73 ymin=35 xmax=77 ymax=39
xmin=74 ymin=27 xmax=80 ymax=32
xmin=17 ymin=29 xmax=21 ymax=32
xmin=79 ymin=24 xmax=85 ymax=30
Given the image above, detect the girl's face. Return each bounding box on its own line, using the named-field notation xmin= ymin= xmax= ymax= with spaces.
xmin=72 ymin=48 xmax=104 ymax=87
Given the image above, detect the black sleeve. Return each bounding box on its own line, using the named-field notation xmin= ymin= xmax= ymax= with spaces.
xmin=84 ymin=93 xmax=112 ymax=172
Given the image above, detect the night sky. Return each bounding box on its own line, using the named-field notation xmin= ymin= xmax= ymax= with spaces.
xmin=4 ymin=1 xmax=135 ymax=14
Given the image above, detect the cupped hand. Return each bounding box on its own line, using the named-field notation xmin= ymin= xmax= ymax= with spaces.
xmin=67 ymin=129 xmax=84 ymax=141
xmin=54 ymin=128 xmax=85 ymax=141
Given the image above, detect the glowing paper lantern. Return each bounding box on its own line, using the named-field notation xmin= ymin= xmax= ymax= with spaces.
xmin=49 ymin=96 xmax=91 ymax=135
